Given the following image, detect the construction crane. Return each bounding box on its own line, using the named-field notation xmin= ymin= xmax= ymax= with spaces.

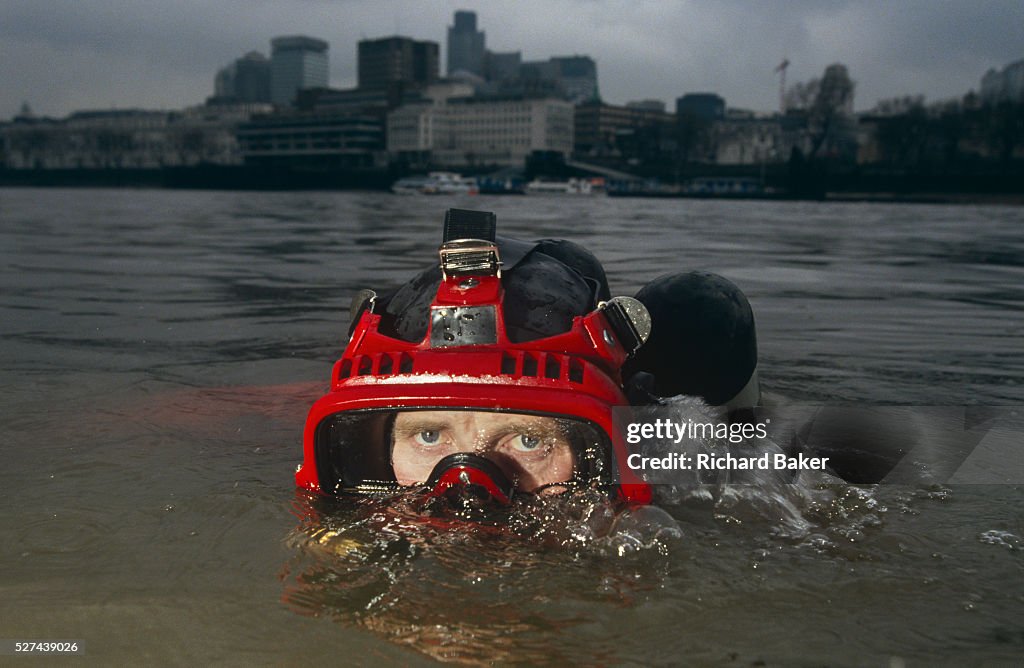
xmin=775 ymin=59 xmax=790 ymax=114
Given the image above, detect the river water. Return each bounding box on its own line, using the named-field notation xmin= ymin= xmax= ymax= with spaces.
xmin=1 ymin=188 xmax=1021 ymax=665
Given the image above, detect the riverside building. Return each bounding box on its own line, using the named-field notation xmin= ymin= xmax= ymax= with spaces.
xmin=387 ymin=88 xmax=573 ymax=168
xmin=236 ymin=112 xmax=386 ymax=170
xmin=1 ymin=107 xmax=253 ymax=170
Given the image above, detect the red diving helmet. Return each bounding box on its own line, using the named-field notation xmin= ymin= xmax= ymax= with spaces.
xmin=296 ymin=209 xmax=653 ymax=505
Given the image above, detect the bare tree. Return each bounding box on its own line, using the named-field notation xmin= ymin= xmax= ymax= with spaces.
xmin=786 ymin=64 xmax=856 ymax=159
xmin=872 ymin=95 xmax=925 ymax=116
xmin=784 ymin=80 xmax=818 ymax=112
xmin=985 ymin=101 xmax=1024 ymax=163
xmin=808 ymin=64 xmax=855 ymax=158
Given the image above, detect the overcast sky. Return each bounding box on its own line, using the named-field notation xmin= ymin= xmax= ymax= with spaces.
xmin=2 ymin=0 xmax=1022 ymax=120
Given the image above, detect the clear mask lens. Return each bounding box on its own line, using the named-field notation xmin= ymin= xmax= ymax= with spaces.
xmin=315 ymin=409 xmax=612 ymax=496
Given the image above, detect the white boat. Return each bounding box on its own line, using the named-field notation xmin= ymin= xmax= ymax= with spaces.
xmin=391 ymin=172 xmax=478 ymax=195
xmin=391 ymin=174 xmax=434 ymax=195
xmin=423 ymin=172 xmax=479 ymax=195
xmin=525 ymin=177 xmax=603 ymax=195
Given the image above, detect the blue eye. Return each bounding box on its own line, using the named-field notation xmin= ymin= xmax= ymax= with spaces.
xmin=414 ymin=430 xmax=441 ymax=446
xmin=512 ymin=434 xmax=541 ymax=452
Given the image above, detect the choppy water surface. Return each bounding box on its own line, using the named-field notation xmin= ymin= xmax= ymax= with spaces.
xmin=1 ymin=188 xmax=1022 ymax=665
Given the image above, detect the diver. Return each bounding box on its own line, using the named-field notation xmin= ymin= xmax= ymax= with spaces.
xmin=296 ymin=208 xmax=901 ymax=508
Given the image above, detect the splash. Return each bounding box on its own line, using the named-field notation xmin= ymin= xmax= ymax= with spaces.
xmin=281 ymin=489 xmax=680 ymax=664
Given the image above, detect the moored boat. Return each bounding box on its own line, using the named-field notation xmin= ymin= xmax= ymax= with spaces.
xmin=525 ymin=177 xmax=604 ymax=195
xmin=391 ymin=172 xmax=479 ymax=195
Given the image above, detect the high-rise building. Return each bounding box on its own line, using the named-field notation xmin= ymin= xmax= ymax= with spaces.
xmin=981 ymin=59 xmax=1024 ymax=104
xmin=484 ymin=51 xmax=522 ymax=83
xmin=214 ymin=66 xmax=234 ymax=100
xmin=447 ymin=10 xmax=485 ymax=76
xmin=358 ymin=37 xmax=439 ymax=91
xmin=233 ymin=52 xmax=272 ymax=104
xmin=517 ymin=56 xmax=599 ymax=103
xmin=551 ymin=56 xmax=599 ymax=103
xmin=270 ymin=36 xmax=329 ymax=107
xmin=676 ymin=93 xmax=726 ymax=122
xmin=215 ymin=52 xmax=271 ymax=104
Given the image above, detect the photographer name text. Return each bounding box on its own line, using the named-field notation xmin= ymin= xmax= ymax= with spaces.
xmin=626 ymin=451 xmax=829 ymax=471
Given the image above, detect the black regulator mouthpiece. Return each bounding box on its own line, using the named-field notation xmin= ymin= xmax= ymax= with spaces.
xmin=426 ymin=453 xmax=516 ymax=506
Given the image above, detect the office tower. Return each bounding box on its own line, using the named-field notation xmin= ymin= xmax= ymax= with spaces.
xmin=447 ymin=10 xmax=485 ymax=76
xmin=358 ymin=37 xmax=439 ymax=90
xmin=215 ymin=51 xmax=271 ymax=103
xmin=981 ymin=59 xmax=1024 ymax=104
xmin=676 ymin=93 xmax=726 ymax=121
xmin=214 ymin=65 xmax=234 ymax=99
xmin=270 ymin=36 xmax=329 ymax=106
xmin=518 ymin=56 xmax=600 ymax=103
xmin=551 ymin=56 xmax=599 ymax=103
xmin=233 ymin=52 xmax=271 ymax=103
xmin=483 ymin=50 xmax=521 ymax=83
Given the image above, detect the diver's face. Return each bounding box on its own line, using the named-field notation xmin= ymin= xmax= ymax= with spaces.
xmin=391 ymin=411 xmax=575 ymax=493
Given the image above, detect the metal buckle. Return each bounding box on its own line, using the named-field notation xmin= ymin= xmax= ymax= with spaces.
xmin=439 ymin=239 xmax=501 ymax=279
xmin=598 ymin=296 xmax=652 ymax=356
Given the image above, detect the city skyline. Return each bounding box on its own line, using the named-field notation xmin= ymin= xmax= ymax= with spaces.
xmin=2 ymin=0 xmax=1022 ymax=120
